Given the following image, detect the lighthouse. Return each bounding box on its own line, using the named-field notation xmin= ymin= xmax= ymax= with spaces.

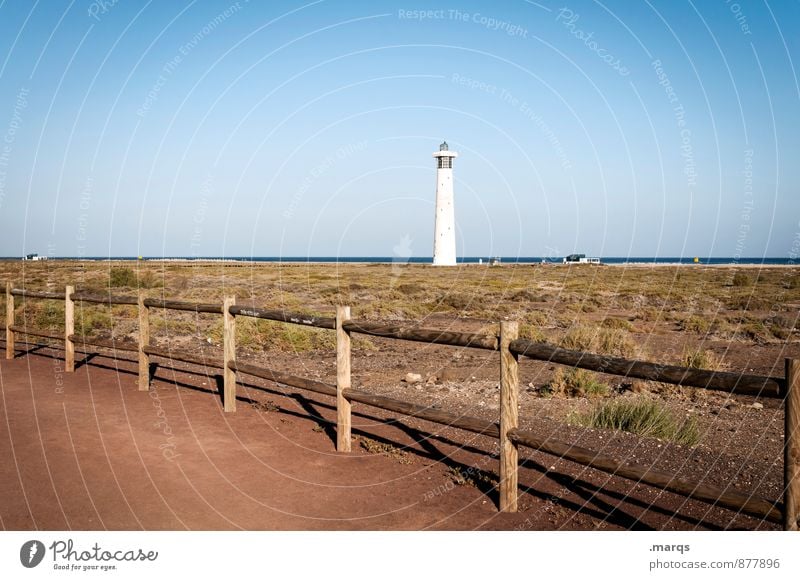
xmin=432 ymin=140 xmax=458 ymax=266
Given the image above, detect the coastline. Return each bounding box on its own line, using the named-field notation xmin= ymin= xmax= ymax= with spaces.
xmin=3 ymin=257 xmax=796 ymax=268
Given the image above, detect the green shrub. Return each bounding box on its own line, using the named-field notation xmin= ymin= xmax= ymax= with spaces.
xmin=560 ymin=326 xmax=596 ymax=351
xmin=636 ymin=307 xmax=662 ymax=322
xmin=560 ymin=325 xmax=639 ymax=358
xmin=395 ymin=284 xmax=419 ymax=296
xmin=768 ymin=314 xmax=797 ymax=340
xmin=678 ymin=315 xmax=711 ymax=334
xmin=566 ymin=301 xmax=597 ymax=313
xmin=727 ymin=296 xmax=772 ymax=311
xmin=731 ymin=272 xmax=751 ymax=287
xmin=770 ymin=325 xmax=791 ymax=340
xmin=682 ymin=347 xmax=724 ymax=370
xmin=518 ymin=323 xmax=546 ymax=343
xmin=600 ymin=317 xmax=634 ymax=332
xmin=108 ymin=267 xmax=161 ymax=288
xmin=109 ymin=267 xmax=137 ymax=287
xmin=509 ymin=289 xmax=546 ymax=302
xmin=771 ymin=314 xmax=798 ymax=329
xmin=740 ymin=322 xmax=771 ymax=342
xmin=76 ymin=307 xmax=113 ymax=335
xmin=218 ymin=317 xmax=336 ymax=352
xmin=547 ymin=367 xmax=608 ymax=398
xmin=576 ymin=399 xmax=699 ymax=446
xmin=440 ymin=292 xmax=472 ymax=311
xmin=34 ymin=301 xmax=65 ymax=330
xmin=597 ymin=328 xmax=639 ymax=357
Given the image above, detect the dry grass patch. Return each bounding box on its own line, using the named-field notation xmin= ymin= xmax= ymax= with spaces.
xmin=560 ymin=325 xmax=639 ymax=358
xmin=545 ymin=367 xmax=608 ymax=398
xmin=600 ymin=317 xmax=634 ymax=332
xmin=357 ymin=436 xmax=413 ymax=464
xmin=211 ymin=317 xmax=335 ymax=352
xmin=573 ymin=398 xmax=699 ymax=446
xmin=682 ymin=347 xmax=725 ymax=371
xmin=446 ymin=465 xmax=498 ymax=488
xmin=677 ymin=315 xmax=711 ymax=334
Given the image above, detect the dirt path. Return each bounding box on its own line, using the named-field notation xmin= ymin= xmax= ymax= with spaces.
xmin=0 ymin=345 xmax=781 ymax=531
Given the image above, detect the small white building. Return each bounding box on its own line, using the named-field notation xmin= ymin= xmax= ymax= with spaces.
xmin=23 ymin=253 xmax=47 ymax=261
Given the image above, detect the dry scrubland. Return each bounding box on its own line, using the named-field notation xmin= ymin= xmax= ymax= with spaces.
xmin=4 ymin=259 xmax=797 ymax=357
xmin=2 ymin=260 xmax=799 ymax=451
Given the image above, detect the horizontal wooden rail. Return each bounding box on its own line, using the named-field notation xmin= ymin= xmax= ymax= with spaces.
xmin=231 ymin=360 xmax=499 ymax=436
xmin=510 ymin=339 xmax=783 ymax=398
xmin=508 ymin=427 xmax=783 ymax=524
xmin=71 ymin=291 xmax=138 ymax=306
xmin=9 ymin=325 xmax=64 ymax=341
xmin=143 ymin=344 xmax=224 ymax=369
xmin=3 ymin=283 xmax=793 ymax=528
xmin=239 ymin=353 xmax=494 ymax=429
xmin=343 ymin=320 xmax=499 ymax=350
xmin=10 ymin=288 xmax=63 ymax=299
xmin=343 ymin=388 xmax=500 ymax=437
xmin=229 ymin=305 xmax=335 ymax=329
xmin=3 ymin=337 xmax=138 ymax=360
xmin=231 ymin=360 xmax=337 ymax=397
xmin=232 ymin=358 xmax=779 ymax=524
xmin=143 ymin=298 xmax=221 ymax=314
xmin=68 ymin=334 xmax=138 ymax=353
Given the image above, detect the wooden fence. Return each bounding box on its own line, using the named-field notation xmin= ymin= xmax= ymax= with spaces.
xmin=2 ymin=281 xmax=799 ymax=530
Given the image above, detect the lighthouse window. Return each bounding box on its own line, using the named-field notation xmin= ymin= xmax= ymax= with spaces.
xmin=438 ymin=157 xmax=451 ymax=169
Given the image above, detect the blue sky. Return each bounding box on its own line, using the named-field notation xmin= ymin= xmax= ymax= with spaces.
xmin=0 ymin=0 xmax=798 ymax=259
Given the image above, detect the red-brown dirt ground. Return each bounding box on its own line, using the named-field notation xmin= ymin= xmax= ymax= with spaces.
xmin=0 ymin=341 xmax=783 ymax=531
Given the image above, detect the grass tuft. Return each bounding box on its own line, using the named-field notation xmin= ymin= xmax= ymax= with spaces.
xmin=731 ymin=272 xmax=751 ymax=287
xmin=560 ymin=325 xmax=639 ymax=358
xmin=547 ymin=367 xmax=608 ymax=398
xmin=600 ymin=317 xmax=634 ymax=332
xmin=357 ymin=436 xmax=413 ymax=464
xmin=682 ymin=347 xmax=725 ymax=371
xmin=446 ymin=465 xmax=498 ymax=488
xmin=677 ymin=315 xmax=711 ymax=334
xmin=109 ymin=267 xmax=161 ymax=289
xmin=575 ymin=398 xmax=700 ymax=446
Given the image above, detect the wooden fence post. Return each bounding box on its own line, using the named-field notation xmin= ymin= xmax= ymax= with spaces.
xmin=65 ymin=285 xmax=75 ymax=372
xmin=5 ymin=282 xmax=14 ymax=360
xmin=336 ymin=305 xmax=352 ymax=452
xmin=223 ymin=296 xmax=236 ymax=412
xmin=499 ymin=320 xmax=519 ymax=512
xmin=138 ymin=291 xmax=150 ymax=391
xmin=785 ymin=358 xmax=800 ymax=531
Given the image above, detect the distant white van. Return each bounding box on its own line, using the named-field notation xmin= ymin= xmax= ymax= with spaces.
xmin=563 ymin=254 xmax=600 ymax=264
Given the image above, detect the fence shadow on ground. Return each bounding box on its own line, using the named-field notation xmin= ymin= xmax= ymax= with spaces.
xmin=6 ymin=339 xmax=734 ymax=530
xmin=2 ymin=280 xmax=797 ymax=530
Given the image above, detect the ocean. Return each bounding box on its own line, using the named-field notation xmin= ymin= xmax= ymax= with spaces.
xmin=10 ymin=256 xmax=796 ymax=265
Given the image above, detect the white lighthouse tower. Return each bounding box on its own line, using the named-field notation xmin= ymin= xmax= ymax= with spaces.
xmin=432 ymin=140 xmax=458 ymax=266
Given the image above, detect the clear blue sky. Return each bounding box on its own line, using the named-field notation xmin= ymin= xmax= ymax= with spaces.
xmin=0 ymin=0 xmax=798 ymax=259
